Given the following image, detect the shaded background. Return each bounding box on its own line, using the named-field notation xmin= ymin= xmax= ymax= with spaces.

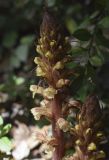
xmin=0 ymin=0 xmax=109 ymax=159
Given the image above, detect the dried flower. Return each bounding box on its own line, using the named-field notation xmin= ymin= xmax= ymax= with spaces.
xmin=31 ymin=106 xmax=52 ymax=120
xmin=57 ymin=118 xmax=70 ymax=132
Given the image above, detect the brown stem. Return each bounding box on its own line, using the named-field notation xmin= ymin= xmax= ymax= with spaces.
xmin=51 ymin=94 xmax=65 ymax=160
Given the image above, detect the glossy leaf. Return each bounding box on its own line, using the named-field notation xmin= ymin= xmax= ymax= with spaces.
xmin=73 ymin=29 xmax=91 ymax=41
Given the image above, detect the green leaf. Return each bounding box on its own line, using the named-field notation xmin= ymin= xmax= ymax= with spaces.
xmin=99 ymin=16 xmax=109 ymax=28
xmin=65 ymin=17 xmax=77 ymax=33
xmin=2 ymin=124 xmax=12 ymax=135
xmin=0 ymin=116 xmax=3 ymax=126
xmin=73 ymin=29 xmax=91 ymax=41
xmin=0 ymin=137 xmax=12 ymax=153
xmin=13 ymin=76 xmax=25 ymax=85
xmin=90 ymin=55 xmax=103 ymax=67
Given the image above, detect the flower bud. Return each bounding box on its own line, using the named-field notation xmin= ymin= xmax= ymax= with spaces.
xmin=75 ymin=124 xmax=80 ymax=131
xmin=50 ymin=40 xmax=56 ymax=47
xmin=53 ymin=61 xmax=64 ymax=70
xmin=34 ymin=57 xmax=41 ymax=64
xmin=56 ymin=79 xmax=70 ymax=88
xmin=36 ymin=65 xmax=46 ymax=77
xmin=45 ymin=51 xmax=53 ymax=59
xmin=36 ymin=45 xmax=43 ymax=55
xmin=75 ymin=139 xmax=81 ymax=146
xmin=87 ymin=142 xmax=97 ymax=151
xmin=85 ymin=128 xmax=92 ymax=135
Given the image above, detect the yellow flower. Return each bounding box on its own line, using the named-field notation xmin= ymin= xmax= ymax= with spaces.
xmin=36 ymin=45 xmax=43 ymax=55
xmin=36 ymin=65 xmax=46 ymax=77
xmin=75 ymin=139 xmax=81 ymax=145
xmin=87 ymin=142 xmax=97 ymax=151
xmin=56 ymin=79 xmax=70 ymax=88
xmin=43 ymin=87 xmax=57 ymax=99
xmin=40 ymin=99 xmax=49 ymax=107
xmin=96 ymin=132 xmax=103 ymax=137
xmin=75 ymin=124 xmax=80 ymax=131
xmin=45 ymin=51 xmax=53 ymax=59
xmin=53 ymin=61 xmax=64 ymax=70
xmin=50 ymin=40 xmax=56 ymax=47
xmin=85 ymin=128 xmax=92 ymax=135
xmin=34 ymin=57 xmax=41 ymax=65
xmin=30 ymin=85 xmax=43 ymax=98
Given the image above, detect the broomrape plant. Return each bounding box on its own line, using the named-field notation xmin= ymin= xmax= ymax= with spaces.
xmin=30 ymin=8 xmax=107 ymax=160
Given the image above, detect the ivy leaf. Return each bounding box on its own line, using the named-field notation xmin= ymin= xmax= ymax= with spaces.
xmin=73 ymin=29 xmax=91 ymax=41
xmin=0 ymin=137 xmax=12 ymax=153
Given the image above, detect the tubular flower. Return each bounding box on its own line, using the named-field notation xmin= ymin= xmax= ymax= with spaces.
xmin=36 ymin=65 xmax=46 ymax=77
xmin=31 ymin=106 xmax=52 ymax=120
xmin=30 ymin=85 xmax=44 ymax=98
xmin=43 ymin=87 xmax=57 ymax=99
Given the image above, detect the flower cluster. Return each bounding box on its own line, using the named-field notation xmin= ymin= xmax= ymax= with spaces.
xmin=30 ymin=9 xmax=73 ymax=160
xmin=64 ymin=95 xmax=107 ymax=160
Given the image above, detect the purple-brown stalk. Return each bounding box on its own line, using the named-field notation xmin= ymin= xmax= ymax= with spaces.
xmin=30 ymin=10 xmax=72 ymax=160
